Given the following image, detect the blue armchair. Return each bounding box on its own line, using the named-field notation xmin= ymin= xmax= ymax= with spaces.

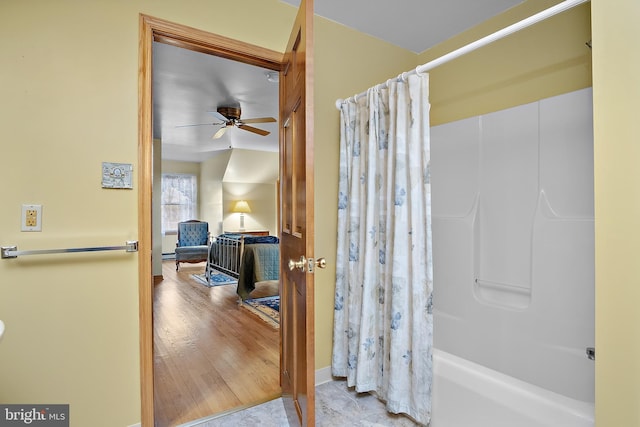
xmin=175 ymin=220 xmax=209 ymax=271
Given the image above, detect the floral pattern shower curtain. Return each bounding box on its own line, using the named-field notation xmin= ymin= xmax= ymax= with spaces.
xmin=332 ymin=72 xmax=433 ymax=426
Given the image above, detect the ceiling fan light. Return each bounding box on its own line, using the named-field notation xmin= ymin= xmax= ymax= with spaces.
xmin=213 ymin=127 xmax=227 ymax=139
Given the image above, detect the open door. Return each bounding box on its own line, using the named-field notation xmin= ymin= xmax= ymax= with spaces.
xmin=279 ymin=0 xmax=315 ymax=425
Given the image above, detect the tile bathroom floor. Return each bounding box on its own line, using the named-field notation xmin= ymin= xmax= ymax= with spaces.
xmin=183 ymin=380 xmax=420 ymax=426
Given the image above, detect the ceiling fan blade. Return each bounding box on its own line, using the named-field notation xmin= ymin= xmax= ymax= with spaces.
xmin=208 ymin=111 xmax=230 ymax=122
xmin=212 ymin=126 xmax=228 ymax=139
xmin=176 ymin=122 xmax=224 ymax=128
xmin=237 ymin=124 xmax=270 ymax=136
xmin=239 ymin=117 xmax=277 ymax=124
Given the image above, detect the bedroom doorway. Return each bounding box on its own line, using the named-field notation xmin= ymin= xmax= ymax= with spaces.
xmin=138 ymin=15 xmax=287 ymax=426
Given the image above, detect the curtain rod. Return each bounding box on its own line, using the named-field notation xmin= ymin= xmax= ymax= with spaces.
xmin=335 ymin=0 xmax=589 ymax=109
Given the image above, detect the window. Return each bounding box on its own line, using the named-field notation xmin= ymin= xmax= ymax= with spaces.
xmin=161 ymin=173 xmax=197 ymax=233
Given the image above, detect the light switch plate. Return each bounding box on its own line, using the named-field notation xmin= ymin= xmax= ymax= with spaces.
xmin=21 ymin=204 xmax=42 ymax=232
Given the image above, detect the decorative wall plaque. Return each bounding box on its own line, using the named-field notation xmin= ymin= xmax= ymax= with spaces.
xmin=102 ymin=162 xmax=133 ymax=189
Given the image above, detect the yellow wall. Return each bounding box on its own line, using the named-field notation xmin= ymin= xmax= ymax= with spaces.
xmin=0 ymin=1 xmax=296 ymax=426
xmin=161 ymin=160 xmax=201 ymax=175
xmin=222 ymin=182 xmax=277 ymax=234
xmin=592 ymin=0 xmax=640 ymax=425
xmin=419 ymin=0 xmax=592 ymax=125
xmin=200 ymin=151 xmax=231 ymax=237
xmin=221 ymin=149 xmax=279 ymax=235
xmin=3 ymin=0 xmax=632 ymax=425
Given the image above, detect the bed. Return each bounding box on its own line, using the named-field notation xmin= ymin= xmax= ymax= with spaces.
xmin=206 ymin=233 xmax=280 ymax=300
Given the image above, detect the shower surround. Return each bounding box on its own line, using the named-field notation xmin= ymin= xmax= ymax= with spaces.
xmin=429 ymin=87 xmax=594 ymax=425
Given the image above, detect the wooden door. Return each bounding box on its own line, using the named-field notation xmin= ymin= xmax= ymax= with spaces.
xmin=279 ymin=0 xmax=315 ymax=425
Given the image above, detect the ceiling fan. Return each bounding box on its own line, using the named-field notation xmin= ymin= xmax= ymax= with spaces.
xmin=178 ymin=106 xmax=276 ymax=139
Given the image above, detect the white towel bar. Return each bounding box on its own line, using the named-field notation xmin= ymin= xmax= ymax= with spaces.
xmin=1 ymin=241 xmax=138 ymax=259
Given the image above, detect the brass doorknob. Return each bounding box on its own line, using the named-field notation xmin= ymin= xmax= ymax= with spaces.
xmin=315 ymin=257 xmax=326 ymax=269
xmin=288 ymin=256 xmax=306 ymax=272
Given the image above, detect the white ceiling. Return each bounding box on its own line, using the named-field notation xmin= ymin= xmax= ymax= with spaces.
xmin=154 ymin=0 xmax=524 ymax=162
xmin=281 ymin=0 xmax=523 ymax=54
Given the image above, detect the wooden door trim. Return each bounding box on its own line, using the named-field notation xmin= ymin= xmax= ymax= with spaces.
xmin=138 ymin=14 xmax=283 ymax=426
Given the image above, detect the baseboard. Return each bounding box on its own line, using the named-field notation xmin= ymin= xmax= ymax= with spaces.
xmin=315 ymin=366 xmax=333 ymax=385
xmin=153 ymin=275 xmax=163 ymax=285
xmin=126 ymin=423 xmax=141 ymax=427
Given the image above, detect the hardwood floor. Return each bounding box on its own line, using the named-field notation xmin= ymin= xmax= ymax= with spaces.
xmin=154 ymin=261 xmax=281 ymax=426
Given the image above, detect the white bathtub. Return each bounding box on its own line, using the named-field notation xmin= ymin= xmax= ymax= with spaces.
xmin=431 ymin=349 xmax=594 ymax=427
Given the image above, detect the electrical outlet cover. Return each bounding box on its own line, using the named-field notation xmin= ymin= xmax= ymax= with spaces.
xmin=21 ymin=204 xmax=42 ymax=232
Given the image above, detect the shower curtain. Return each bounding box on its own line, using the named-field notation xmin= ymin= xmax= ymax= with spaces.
xmin=332 ymin=72 xmax=433 ymax=426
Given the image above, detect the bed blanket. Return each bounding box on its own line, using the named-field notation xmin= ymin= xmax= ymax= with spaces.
xmin=237 ymin=243 xmax=280 ymax=300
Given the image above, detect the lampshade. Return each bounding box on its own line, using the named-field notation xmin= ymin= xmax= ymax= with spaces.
xmin=232 ymin=200 xmax=251 ymax=214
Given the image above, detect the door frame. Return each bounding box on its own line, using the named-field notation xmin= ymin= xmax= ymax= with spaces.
xmin=138 ymin=14 xmax=284 ymax=425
